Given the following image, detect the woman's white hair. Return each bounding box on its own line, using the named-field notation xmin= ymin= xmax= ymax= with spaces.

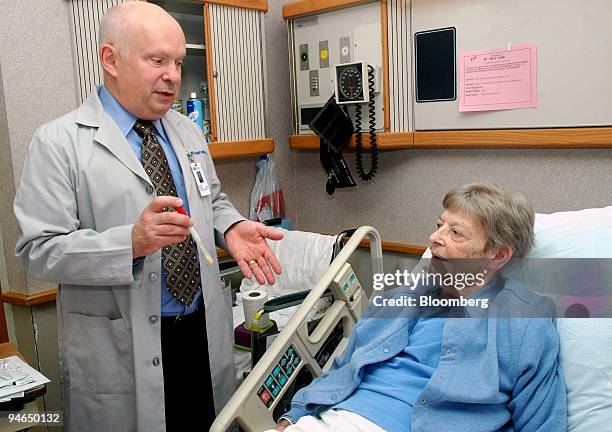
xmin=443 ymin=183 xmax=535 ymax=258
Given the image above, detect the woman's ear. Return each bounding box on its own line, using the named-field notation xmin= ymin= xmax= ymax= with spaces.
xmin=486 ymin=245 xmax=513 ymax=271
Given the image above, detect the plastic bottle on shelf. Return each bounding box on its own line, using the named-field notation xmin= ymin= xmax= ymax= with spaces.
xmin=186 ymin=91 xmax=203 ymax=132
xmin=200 ymin=81 xmax=210 ymax=124
xmin=199 ymin=81 xmax=211 ymax=142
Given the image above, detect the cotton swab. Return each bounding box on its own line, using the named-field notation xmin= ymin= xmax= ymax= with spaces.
xmin=175 ymin=205 xmax=214 ymax=265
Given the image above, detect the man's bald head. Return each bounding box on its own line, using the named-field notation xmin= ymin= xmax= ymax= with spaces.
xmin=98 ymin=1 xmax=186 ymax=120
xmin=99 ymin=1 xmax=182 ymax=55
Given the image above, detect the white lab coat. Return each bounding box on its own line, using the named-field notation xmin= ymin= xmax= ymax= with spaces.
xmin=14 ymin=90 xmax=243 ymax=431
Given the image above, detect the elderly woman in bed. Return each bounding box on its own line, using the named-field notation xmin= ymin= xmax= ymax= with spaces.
xmin=270 ymin=183 xmax=566 ymax=432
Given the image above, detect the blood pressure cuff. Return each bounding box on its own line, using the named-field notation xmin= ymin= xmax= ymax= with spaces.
xmin=309 ymin=96 xmax=356 ymax=194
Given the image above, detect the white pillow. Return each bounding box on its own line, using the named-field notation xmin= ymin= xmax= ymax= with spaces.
xmin=532 ymin=207 xmax=612 ymax=258
xmin=556 ymin=319 xmax=612 ymax=431
xmin=239 ymin=228 xmax=336 ymax=297
xmin=530 ymin=207 xmax=612 ymax=432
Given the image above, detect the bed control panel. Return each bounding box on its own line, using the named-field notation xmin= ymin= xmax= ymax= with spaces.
xmin=330 ymin=263 xmax=361 ymax=302
xmin=257 ymin=344 xmax=302 ymax=409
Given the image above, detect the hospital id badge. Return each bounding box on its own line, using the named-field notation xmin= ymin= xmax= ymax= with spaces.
xmin=190 ymin=162 xmax=210 ymax=197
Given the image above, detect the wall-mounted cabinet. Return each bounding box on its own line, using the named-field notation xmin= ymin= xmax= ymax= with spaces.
xmin=68 ymin=0 xmax=273 ymax=159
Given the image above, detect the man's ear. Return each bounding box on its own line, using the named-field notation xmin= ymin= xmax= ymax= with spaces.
xmin=486 ymin=245 xmax=513 ymax=271
xmin=100 ymin=44 xmax=119 ymax=78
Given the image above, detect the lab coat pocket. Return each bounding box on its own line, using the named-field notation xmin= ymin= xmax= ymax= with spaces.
xmin=66 ymin=313 xmax=135 ymax=394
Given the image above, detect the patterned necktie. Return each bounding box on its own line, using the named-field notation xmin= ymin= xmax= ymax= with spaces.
xmin=133 ymin=120 xmax=201 ymax=306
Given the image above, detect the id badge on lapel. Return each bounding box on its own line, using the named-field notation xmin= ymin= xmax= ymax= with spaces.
xmin=190 ymin=162 xmax=211 ymax=197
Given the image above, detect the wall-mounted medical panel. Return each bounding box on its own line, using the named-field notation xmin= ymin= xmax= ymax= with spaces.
xmin=289 ymin=2 xmax=384 ymax=134
xmin=412 ymin=0 xmax=612 ymax=130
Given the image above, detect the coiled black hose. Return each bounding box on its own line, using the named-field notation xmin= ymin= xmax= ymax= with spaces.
xmin=355 ymin=65 xmax=378 ymax=181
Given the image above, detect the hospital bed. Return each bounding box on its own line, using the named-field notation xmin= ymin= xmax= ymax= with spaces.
xmin=212 ymin=207 xmax=612 ymax=432
xmin=213 ymin=226 xmax=383 ymax=431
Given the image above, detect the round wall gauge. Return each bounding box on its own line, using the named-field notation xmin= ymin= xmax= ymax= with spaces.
xmin=335 ymin=62 xmax=368 ymax=104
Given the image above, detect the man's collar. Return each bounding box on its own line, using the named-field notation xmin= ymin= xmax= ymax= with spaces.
xmin=98 ymin=85 xmax=164 ymax=137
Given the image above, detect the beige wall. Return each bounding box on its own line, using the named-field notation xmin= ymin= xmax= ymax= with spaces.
xmin=291 ymin=147 xmax=612 ymax=245
xmin=0 ymin=0 xmax=78 ymax=296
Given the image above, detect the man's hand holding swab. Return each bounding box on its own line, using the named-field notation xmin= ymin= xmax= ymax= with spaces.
xmin=132 ymin=196 xmax=193 ymax=258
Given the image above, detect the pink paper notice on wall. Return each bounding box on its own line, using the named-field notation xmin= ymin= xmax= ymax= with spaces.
xmin=459 ymin=44 xmax=537 ymax=112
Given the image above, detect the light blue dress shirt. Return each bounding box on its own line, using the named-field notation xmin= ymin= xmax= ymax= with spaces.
xmin=98 ymin=85 xmax=202 ymax=316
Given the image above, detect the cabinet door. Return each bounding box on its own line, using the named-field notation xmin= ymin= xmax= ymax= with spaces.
xmin=204 ymin=2 xmax=268 ymax=142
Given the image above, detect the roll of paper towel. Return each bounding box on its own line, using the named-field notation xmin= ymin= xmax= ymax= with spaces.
xmin=243 ymin=289 xmax=270 ymax=330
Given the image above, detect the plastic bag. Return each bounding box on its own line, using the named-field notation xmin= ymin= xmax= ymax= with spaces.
xmin=249 ymin=156 xmax=286 ymax=223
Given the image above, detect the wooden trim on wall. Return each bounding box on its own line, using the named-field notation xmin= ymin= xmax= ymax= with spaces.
xmin=360 ymin=240 xmax=427 ymax=256
xmin=291 ymin=128 xmax=612 ymax=150
xmin=380 ymin=0 xmax=390 ymax=132
xmin=0 ymin=343 xmax=26 ymax=361
xmin=0 ymin=300 xmax=8 ymax=343
xmin=0 ymin=289 xmax=58 ymax=307
xmin=209 ymin=138 xmax=274 ymax=159
xmin=378 ymin=132 xmax=415 ymax=148
xmin=204 ymin=0 xmax=268 ymax=12
xmin=288 ymin=134 xmax=324 ymax=149
xmin=203 ymin=4 xmax=219 ymax=142
xmin=283 ymin=0 xmax=371 ymax=19
xmin=414 ymin=127 xmax=612 ymax=148
xmin=289 ymin=132 xmax=414 ymax=150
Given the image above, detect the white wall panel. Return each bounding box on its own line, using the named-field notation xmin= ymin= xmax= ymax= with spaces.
xmin=412 ymin=0 xmax=612 ymax=130
xmin=387 ymin=0 xmax=412 ymax=132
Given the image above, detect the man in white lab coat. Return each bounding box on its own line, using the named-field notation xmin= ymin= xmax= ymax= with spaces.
xmin=13 ymin=2 xmax=282 ymax=431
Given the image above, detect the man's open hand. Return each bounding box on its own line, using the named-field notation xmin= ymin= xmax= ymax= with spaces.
xmin=225 ymin=221 xmax=283 ymax=285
